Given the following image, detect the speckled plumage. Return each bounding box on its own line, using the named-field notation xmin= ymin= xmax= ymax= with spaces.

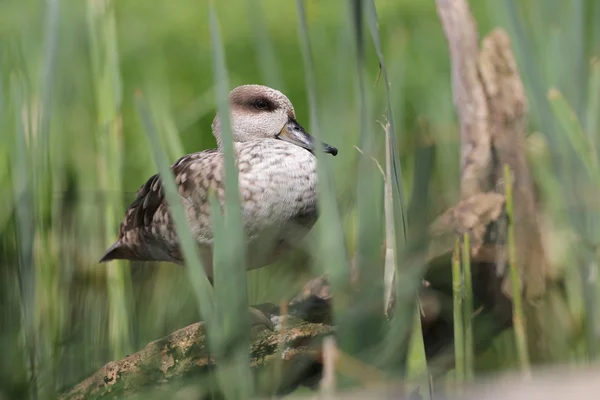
xmin=100 ymin=85 xmax=337 ymax=279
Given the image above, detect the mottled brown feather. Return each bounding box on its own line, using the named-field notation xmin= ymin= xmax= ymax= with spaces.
xmin=105 ymin=150 xmax=220 ymax=263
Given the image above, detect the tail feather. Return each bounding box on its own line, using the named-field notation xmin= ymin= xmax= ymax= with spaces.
xmin=99 ymin=238 xmax=181 ymax=264
xmin=99 ymin=241 xmax=126 ymax=263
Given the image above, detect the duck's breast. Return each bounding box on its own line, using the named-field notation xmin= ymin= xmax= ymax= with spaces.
xmin=236 ymin=139 xmax=318 ymax=239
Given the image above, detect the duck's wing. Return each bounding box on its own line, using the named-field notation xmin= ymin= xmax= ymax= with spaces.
xmin=99 ymin=149 xmax=223 ymax=263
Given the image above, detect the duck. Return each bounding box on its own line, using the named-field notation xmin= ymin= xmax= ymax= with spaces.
xmin=99 ymin=84 xmax=338 ymax=327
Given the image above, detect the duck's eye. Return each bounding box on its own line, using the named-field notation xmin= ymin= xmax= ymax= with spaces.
xmin=253 ymin=99 xmax=268 ymax=110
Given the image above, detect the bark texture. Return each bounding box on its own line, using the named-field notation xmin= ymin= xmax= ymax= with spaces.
xmin=436 ymin=0 xmax=552 ymax=363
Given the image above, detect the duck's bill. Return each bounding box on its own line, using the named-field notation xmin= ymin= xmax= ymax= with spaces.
xmin=278 ymin=119 xmax=338 ymax=156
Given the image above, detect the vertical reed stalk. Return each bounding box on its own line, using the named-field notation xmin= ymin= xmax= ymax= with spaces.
xmin=462 ymin=233 xmax=474 ymax=380
xmin=86 ymin=0 xmax=132 ymax=359
xmin=383 ymin=128 xmax=396 ymax=315
xmin=406 ymin=304 xmax=431 ymax=400
xmin=135 ymin=95 xmax=215 ymax=324
xmin=348 ymin=0 xmax=387 ymax=361
xmin=208 ymin=4 xmax=254 ymax=397
xmin=504 ymin=164 xmax=532 ymax=377
xmin=452 ymin=239 xmax=465 ymax=386
xmin=11 ymin=74 xmax=38 ymax=400
xmin=586 ymin=59 xmax=600 ymax=359
xmin=294 ymin=0 xmax=349 ymax=338
xmin=24 ymin=0 xmax=61 ymax=396
xmin=365 ymin=3 xmax=420 ymax=384
xmin=548 ymin=87 xmax=600 ymax=360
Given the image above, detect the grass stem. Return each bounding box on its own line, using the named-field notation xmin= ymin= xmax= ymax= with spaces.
xmin=462 ymin=233 xmax=474 ymax=380
xmin=504 ymin=164 xmax=532 ymax=377
xmin=452 ymin=239 xmax=465 ymax=387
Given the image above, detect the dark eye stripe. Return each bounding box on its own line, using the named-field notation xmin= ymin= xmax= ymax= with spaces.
xmin=250 ymin=98 xmax=275 ymax=111
xmin=254 ymin=99 xmax=268 ymax=109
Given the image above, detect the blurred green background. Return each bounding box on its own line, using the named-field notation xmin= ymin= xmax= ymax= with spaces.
xmin=1 ymin=0 xmax=600 ymax=398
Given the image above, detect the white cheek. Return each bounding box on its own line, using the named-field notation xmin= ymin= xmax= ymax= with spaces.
xmin=232 ymin=112 xmax=287 ymax=140
xmin=266 ymin=118 xmax=286 ymax=138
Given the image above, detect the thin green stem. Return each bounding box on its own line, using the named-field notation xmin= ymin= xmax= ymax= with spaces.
xmin=86 ymin=0 xmax=132 ymax=360
xmin=462 ymin=233 xmax=474 ymax=381
xmin=504 ymin=164 xmax=532 ymax=377
xmin=452 ymin=239 xmax=465 ymax=386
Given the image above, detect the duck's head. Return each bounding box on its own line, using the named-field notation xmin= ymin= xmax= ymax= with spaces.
xmin=211 ymin=84 xmax=338 ymax=156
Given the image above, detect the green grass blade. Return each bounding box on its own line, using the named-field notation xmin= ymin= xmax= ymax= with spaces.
xmin=33 ymin=0 xmax=59 ymax=233
xmin=550 ymin=81 xmax=600 ymax=360
xmin=571 ymin=0 xmax=587 ymax=119
xmin=591 ymin=0 xmax=600 ymax=57
xmin=295 ymin=0 xmax=350 ymax=379
xmin=294 ymin=1 xmax=348 ymax=280
xmin=36 ymin=0 xmax=59 ymax=177
xmin=365 ymin=0 xmax=420 ymax=379
xmin=365 ymin=0 xmax=407 ymax=247
xmin=462 ymin=233 xmax=474 ymax=381
xmin=383 ymin=127 xmax=396 ymax=315
xmin=548 ymin=88 xmax=600 ymax=185
xmin=135 ymin=93 xmax=215 ymax=324
xmin=346 ymin=0 xmax=387 ymax=362
xmin=208 ymin=4 xmax=253 ymax=397
xmin=11 ymin=73 xmax=38 ymax=400
xmin=452 ymin=240 xmax=465 ymax=387
xmin=32 ymin=1 xmax=60 ymax=394
xmin=504 ymin=165 xmax=531 ymax=377
xmin=405 ymin=304 xmax=431 ymax=400
xmin=584 ymin=62 xmax=600 ymax=358
xmin=86 ymin=0 xmax=132 ymax=359
xmin=295 ymin=0 xmax=320 ymax=136
xmin=585 ymin=59 xmax=600 ymax=147
xmin=0 ymin=67 xmax=12 ymax=232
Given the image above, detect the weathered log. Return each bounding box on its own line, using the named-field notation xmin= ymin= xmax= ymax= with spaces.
xmin=60 ymin=314 xmax=333 ymax=400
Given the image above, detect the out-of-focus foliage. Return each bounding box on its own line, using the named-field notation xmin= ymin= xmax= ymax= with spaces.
xmin=1 ymin=0 xmax=599 ymax=398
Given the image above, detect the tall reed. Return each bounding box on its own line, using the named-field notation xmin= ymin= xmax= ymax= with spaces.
xmin=86 ymin=0 xmax=132 ymax=360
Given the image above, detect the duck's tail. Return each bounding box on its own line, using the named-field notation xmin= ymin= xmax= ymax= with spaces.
xmin=99 ymin=241 xmax=128 ymax=263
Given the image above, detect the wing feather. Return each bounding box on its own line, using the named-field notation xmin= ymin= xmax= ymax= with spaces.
xmin=111 ymin=149 xmax=221 ymax=261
